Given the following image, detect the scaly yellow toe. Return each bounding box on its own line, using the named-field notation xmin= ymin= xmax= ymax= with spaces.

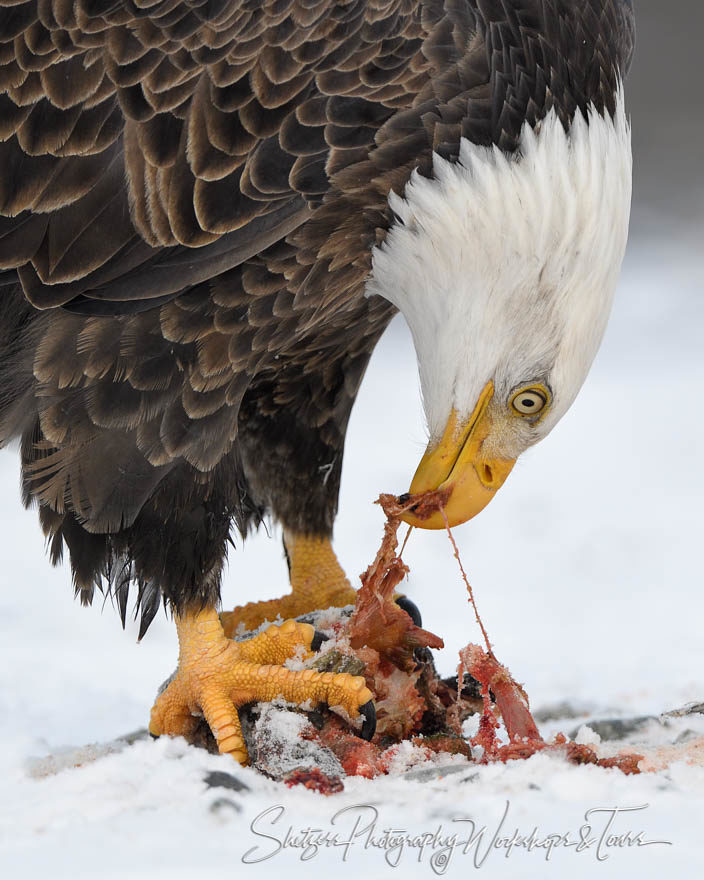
xmin=150 ymin=607 xmax=374 ymax=765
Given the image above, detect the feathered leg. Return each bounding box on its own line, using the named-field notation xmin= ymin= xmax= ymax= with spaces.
xmin=220 ymin=530 xmax=357 ymax=635
xmin=222 ymin=361 xmax=369 ymax=632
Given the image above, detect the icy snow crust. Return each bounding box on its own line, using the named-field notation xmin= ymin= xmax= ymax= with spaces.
xmin=1 ymin=241 xmax=703 ymax=877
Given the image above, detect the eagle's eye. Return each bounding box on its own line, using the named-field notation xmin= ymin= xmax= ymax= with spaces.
xmin=510 ymin=386 xmax=549 ymax=416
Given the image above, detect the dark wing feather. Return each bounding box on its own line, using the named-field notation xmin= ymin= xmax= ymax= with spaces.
xmin=0 ymin=1 xmax=635 ymax=315
xmin=0 ymin=0 xmax=425 ymax=315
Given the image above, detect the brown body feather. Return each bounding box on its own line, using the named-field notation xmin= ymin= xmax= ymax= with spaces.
xmin=0 ymin=0 xmax=634 ymax=633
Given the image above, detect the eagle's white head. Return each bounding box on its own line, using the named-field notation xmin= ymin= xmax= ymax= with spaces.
xmin=367 ymin=90 xmax=632 ymax=527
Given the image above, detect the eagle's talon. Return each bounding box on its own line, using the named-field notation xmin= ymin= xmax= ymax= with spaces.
xmin=395 ymin=595 xmax=422 ymax=627
xmin=359 ymin=699 xmax=377 ymax=741
xmin=149 ymin=609 xmax=374 ymax=765
xmin=310 ymin=629 xmax=330 ymax=652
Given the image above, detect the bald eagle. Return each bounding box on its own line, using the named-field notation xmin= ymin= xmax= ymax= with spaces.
xmin=0 ymin=0 xmax=634 ymax=763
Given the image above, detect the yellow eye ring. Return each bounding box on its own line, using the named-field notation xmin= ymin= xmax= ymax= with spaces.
xmin=510 ymin=385 xmax=550 ymax=417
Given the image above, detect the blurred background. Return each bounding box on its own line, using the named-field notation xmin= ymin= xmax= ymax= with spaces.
xmin=628 ymin=0 xmax=704 ymax=241
xmin=0 ymin=0 xmax=702 ymax=752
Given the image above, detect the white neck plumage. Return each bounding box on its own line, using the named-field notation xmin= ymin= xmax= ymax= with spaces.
xmin=366 ymin=89 xmax=632 ymax=449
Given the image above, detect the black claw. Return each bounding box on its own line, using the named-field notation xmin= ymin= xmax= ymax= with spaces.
xmin=358 ymin=700 xmax=377 ymax=741
xmin=396 ymin=595 xmax=422 ymax=627
xmin=310 ymin=630 xmax=330 ymax=652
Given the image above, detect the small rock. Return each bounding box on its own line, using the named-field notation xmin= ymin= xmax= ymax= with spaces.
xmin=534 ymin=701 xmax=591 ymax=723
xmin=402 ymin=763 xmax=472 ymax=783
xmin=204 ymin=770 xmax=250 ymax=793
xmin=567 ymin=716 xmax=657 ymax=742
xmin=673 ymin=728 xmax=700 ymax=745
xmin=117 ymin=728 xmax=150 ymax=745
xmin=313 ymin=648 xmax=365 ymax=676
xmin=209 ymin=797 xmax=242 ymax=816
xmin=662 ymin=702 xmax=704 ymax=719
xmin=242 ymin=704 xmax=345 ymax=782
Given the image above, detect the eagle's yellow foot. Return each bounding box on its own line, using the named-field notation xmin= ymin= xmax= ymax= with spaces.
xmin=150 ymin=607 xmax=375 ymax=764
xmin=221 ymin=532 xmax=358 ymax=636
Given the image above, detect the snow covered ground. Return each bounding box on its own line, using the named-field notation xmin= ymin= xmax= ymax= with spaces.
xmin=1 ymin=232 xmax=703 ymax=878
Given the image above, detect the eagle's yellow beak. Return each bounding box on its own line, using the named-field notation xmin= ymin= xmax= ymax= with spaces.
xmin=401 ymin=380 xmax=516 ymax=529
